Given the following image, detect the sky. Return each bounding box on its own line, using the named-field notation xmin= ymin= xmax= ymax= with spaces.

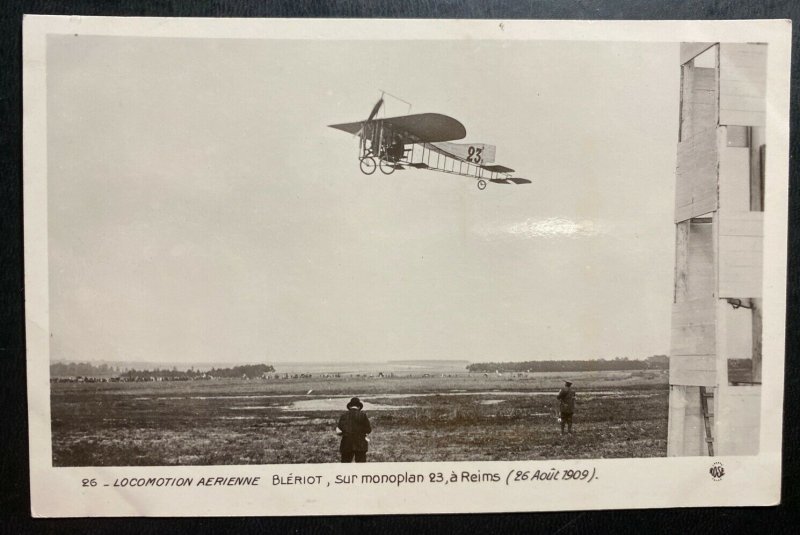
xmin=47 ymin=36 xmax=679 ymax=365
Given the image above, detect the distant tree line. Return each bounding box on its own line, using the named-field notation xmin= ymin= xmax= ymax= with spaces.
xmin=51 ymin=361 xmax=275 ymax=379
xmin=466 ymin=355 xmax=669 ymax=373
xmin=120 ymin=363 xmax=276 ymax=379
xmin=50 ymin=361 xmax=120 ymax=377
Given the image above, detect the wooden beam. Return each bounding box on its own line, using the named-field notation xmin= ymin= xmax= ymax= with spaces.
xmin=751 ymin=298 xmax=762 ymax=383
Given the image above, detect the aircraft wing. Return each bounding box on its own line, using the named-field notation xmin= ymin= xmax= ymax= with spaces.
xmin=328 ymin=121 xmax=363 ymax=135
xmin=329 ymin=113 xmax=466 ymax=143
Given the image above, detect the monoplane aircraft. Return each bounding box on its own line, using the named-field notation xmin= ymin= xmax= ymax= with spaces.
xmin=329 ymin=94 xmax=531 ymax=190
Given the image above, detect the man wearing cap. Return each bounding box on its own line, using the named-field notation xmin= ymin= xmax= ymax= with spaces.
xmin=557 ymin=381 xmax=576 ymax=434
xmin=337 ymin=397 xmax=372 ymax=463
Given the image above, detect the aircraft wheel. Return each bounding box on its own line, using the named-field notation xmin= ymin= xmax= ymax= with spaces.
xmin=379 ymin=159 xmax=396 ymax=175
xmin=477 ymin=179 xmax=487 ymax=190
xmin=360 ymin=157 xmax=377 ymax=175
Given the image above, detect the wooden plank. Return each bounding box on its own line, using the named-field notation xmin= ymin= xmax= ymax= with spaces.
xmin=721 ymin=79 xmax=766 ymax=98
xmin=675 ymin=128 xmax=719 ymax=222
xmin=719 ymin=110 xmax=765 ymax=127
xmin=667 ymin=385 xmax=707 ymax=456
xmin=692 ymin=68 xmax=717 ymax=90
xmin=718 ymin=210 xmax=763 ymax=236
xmin=718 ymin=271 xmax=762 ymax=298
xmin=681 ymin=42 xmax=715 ymax=65
xmin=671 ymin=355 xmax=717 ymax=372
xmin=674 ymin=221 xmax=690 ymax=302
xmin=721 ymin=95 xmax=766 ymax=112
xmin=686 ymin=219 xmax=715 ymax=300
xmin=719 ymin=144 xmax=751 ymax=212
xmin=714 ymin=297 xmax=729 ymax=390
xmin=670 ymin=357 xmax=716 ymax=387
xmin=715 ymin=384 xmax=761 ymax=455
xmin=718 ymin=253 xmax=763 ymax=298
xmin=718 ymin=210 xmax=763 ymax=298
xmin=676 ymin=196 xmax=717 ymax=224
xmin=719 ymin=236 xmax=763 ymax=256
xmin=680 ymin=66 xmax=717 ymax=141
xmin=671 ymin=298 xmax=716 ymax=356
xmin=667 ymin=387 xmax=687 ymax=456
xmin=719 ymin=43 xmax=767 ymax=126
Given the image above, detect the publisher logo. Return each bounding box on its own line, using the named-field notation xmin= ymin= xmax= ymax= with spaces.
xmin=709 ymin=462 xmax=725 ymax=481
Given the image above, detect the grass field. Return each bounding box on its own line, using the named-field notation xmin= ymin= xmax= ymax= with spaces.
xmin=51 ymin=370 xmax=668 ymax=466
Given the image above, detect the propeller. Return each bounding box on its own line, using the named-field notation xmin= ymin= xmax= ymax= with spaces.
xmin=366 ymin=97 xmax=384 ymax=122
xmin=356 ymin=97 xmax=384 ymax=139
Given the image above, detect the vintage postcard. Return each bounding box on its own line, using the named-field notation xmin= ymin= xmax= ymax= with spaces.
xmin=23 ymin=16 xmax=791 ymax=516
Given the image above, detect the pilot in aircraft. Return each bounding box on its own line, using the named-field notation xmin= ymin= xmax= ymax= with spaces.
xmin=387 ymin=135 xmax=405 ymax=162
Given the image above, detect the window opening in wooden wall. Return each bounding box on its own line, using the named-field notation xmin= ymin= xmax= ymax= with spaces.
xmin=726 ymin=125 xmax=750 ymax=148
xmin=693 ymin=46 xmax=717 ymax=68
xmin=725 ymin=298 xmax=763 ymax=385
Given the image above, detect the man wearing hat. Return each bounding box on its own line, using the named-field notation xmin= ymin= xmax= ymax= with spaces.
xmin=336 ymin=397 xmax=372 ymax=463
xmin=556 ymin=381 xmax=576 ymax=434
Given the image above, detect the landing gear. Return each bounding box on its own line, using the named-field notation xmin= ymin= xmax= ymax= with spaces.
xmin=379 ymin=159 xmax=396 ymax=175
xmin=477 ymin=179 xmax=487 ymax=190
xmin=359 ymin=156 xmax=376 ymax=175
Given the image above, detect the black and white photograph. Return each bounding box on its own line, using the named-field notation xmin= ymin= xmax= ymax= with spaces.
xmin=23 ymin=17 xmax=791 ymax=516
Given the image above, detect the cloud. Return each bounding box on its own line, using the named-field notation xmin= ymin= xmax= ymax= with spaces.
xmin=473 ymin=217 xmax=607 ymax=239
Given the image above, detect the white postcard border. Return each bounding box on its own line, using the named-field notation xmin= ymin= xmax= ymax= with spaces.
xmin=23 ymin=16 xmax=791 ymax=517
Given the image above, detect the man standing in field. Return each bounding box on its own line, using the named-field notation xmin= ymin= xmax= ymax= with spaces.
xmin=336 ymin=397 xmax=372 ymax=463
xmin=557 ymin=381 xmax=576 ymax=435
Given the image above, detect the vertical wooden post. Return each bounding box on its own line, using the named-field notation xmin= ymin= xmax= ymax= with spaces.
xmin=750 ymin=126 xmax=766 ymax=211
xmin=674 ymin=221 xmax=690 ymax=301
xmin=751 ymin=298 xmax=762 ymax=383
xmin=667 ymin=386 xmax=687 ymax=456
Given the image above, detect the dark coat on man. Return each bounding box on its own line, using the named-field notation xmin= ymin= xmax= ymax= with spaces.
xmin=557 ymin=386 xmax=576 ymax=415
xmin=338 ymin=407 xmax=372 ymax=453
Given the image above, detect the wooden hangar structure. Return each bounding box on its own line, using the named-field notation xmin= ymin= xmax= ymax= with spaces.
xmin=667 ymin=42 xmax=767 ymax=456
